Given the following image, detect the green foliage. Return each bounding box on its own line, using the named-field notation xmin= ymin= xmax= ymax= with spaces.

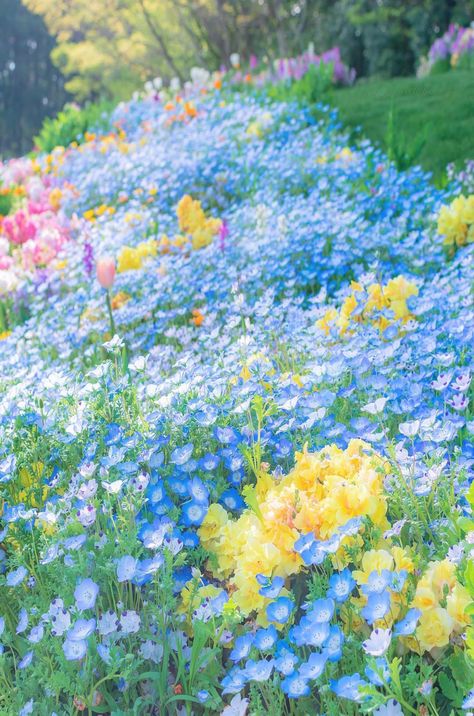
xmin=267 ymin=63 xmax=334 ymax=106
xmin=385 ymin=106 xmax=428 ymax=171
xmin=34 ymin=101 xmax=113 ymax=153
xmin=331 ymin=70 xmax=474 ymax=177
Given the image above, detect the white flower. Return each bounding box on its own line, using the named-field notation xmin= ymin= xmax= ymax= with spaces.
xmin=362 ymin=628 xmax=392 ymax=656
xmin=374 ymin=700 xmax=404 ymax=716
xmin=221 ymin=693 xmax=249 ymax=715
xmin=229 ymin=53 xmax=240 ymax=68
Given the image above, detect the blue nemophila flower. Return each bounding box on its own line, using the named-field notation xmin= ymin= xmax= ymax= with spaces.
xmin=258 ymin=575 xmax=284 ymax=598
xmin=266 ymin=596 xmax=294 ymax=624
xmin=6 ymin=565 xmax=28 ymax=586
xmin=275 ymin=646 xmax=299 ymax=675
xmin=219 ymin=488 xmax=245 ymax=511
xmin=74 ymin=577 xmax=99 ymax=610
xmin=221 ymin=666 xmax=247 ymax=695
xmin=361 ymin=591 xmax=391 ymax=625
xmin=19 ymin=699 xmax=34 ymax=716
xmin=116 ymin=555 xmax=138 ymax=582
xmin=63 ymin=638 xmax=88 ymax=661
xmin=463 ymin=689 xmax=474 ymax=710
xmin=307 ymin=598 xmax=335 ymax=623
xmin=298 ymin=651 xmax=328 ymax=680
xmin=67 ymin=617 xmax=96 ymax=641
xmin=171 ymin=443 xmax=194 ymax=465
xmin=0 ymin=616 xmax=4 ymax=637
xmin=393 ymin=608 xmax=422 ymax=636
xmin=16 ymin=608 xmax=28 ymax=634
xmin=390 ymin=570 xmax=407 ymax=593
xmin=18 ymin=651 xmax=33 ymax=669
xmin=323 ymin=625 xmax=345 ymax=662
xmin=365 ymin=657 xmax=391 ymax=687
xmin=290 ymin=618 xmax=330 ymax=648
xmin=327 ymin=568 xmax=355 ymax=603
xmin=281 ymin=672 xmax=310 ymax=698
xmin=253 ymin=625 xmax=278 ymax=651
xmin=330 ymin=673 xmax=368 ymax=702
xmin=181 ymin=500 xmax=207 ymax=526
xmin=361 ymin=569 xmax=392 ymax=596
xmin=197 ymin=690 xmax=209 ymax=703
xmin=244 ymin=658 xmax=274 ymax=682
xmin=27 ymin=624 xmax=44 ymax=643
xmin=188 ymin=477 xmax=209 ymax=504
xmin=229 ymin=633 xmax=254 ymax=662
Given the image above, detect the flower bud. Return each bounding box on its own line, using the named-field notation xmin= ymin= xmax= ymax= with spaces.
xmin=96 ymin=256 xmax=115 ymax=289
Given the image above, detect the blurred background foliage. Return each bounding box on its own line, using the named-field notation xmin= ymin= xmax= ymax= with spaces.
xmin=1 ymin=0 xmax=474 ymax=157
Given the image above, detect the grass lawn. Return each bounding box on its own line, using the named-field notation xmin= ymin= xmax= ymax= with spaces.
xmin=331 ymin=70 xmax=474 ymax=179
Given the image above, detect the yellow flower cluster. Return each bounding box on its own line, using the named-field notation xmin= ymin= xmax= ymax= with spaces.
xmin=175 ymin=195 xmax=222 ymax=250
xmin=199 ymin=439 xmax=388 ymax=616
xmin=411 ymin=559 xmax=471 ymax=653
xmin=83 ymin=204 xmax=116 ymax=222
xmin=317 ymin=275 xmax=418 ymax=336
xmin=437 ymin=194 xmax=474 ymax=248
xmin=116 ymin=238 xmax=158 ymax=273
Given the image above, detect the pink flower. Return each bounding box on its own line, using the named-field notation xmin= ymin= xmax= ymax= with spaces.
xmin=96 ymin=256 xmax=116 ymax=289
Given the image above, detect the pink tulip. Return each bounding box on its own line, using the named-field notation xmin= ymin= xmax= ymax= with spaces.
xmin=96 ymin=256 xmax=116 ymax=289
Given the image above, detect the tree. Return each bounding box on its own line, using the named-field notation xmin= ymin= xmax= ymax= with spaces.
xmin=0 ymin=0 xmax=68 ymax=158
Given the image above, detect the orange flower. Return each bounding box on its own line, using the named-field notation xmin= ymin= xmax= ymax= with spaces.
xmin=192 ymin=309 xmax=205 ymax=326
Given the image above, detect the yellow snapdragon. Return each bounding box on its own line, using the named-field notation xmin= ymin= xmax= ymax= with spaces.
xmin=199 ymin=439 xmax=388 ymax=616
xmin=437 ymin=194 xmax=474 ymax=248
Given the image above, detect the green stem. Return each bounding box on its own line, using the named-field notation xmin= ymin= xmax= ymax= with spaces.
xmin=105 ymin=290 xmax=116 ymax=336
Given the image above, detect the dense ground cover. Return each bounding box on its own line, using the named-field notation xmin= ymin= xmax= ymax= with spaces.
xmin=331 ymin=70 xmax=474 ymax=178
xmin=0 ymin=77 xmax=473 ymax=716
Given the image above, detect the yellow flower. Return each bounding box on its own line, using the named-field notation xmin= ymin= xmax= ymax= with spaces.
xmin=117 ymin=246 xmax=142 ymax=273
xmin=416 ymin=607 xmax=454 ymax=652
xmin=446 ymin=583 xmax=472 ymax=630
xmin=353 ymin=549 xmax=394 ymax=585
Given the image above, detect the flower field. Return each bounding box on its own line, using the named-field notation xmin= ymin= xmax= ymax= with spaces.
xmin=0 ymin=71 xmax=473 ymax=716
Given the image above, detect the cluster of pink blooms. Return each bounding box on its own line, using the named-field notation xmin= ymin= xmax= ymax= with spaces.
xmin=0 ymin=158 xmax=70 ymax=295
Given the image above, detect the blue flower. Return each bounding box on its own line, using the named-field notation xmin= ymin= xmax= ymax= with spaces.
xmin=307 ymin=598 xmax=335 ymax=623
xmin=393 ymin=608 xmax=422 ymax=636
xmin=244 ymin=658 xmax=274 ymax=682
xmin=327 ymin=568 xmax=355 ymax=603
xmin=330 ymin=673 xmax=368 ymax=702
xmin=74 ymin=578 xmax=99 ymax=611
xmin=170 ymin=443 xmax=194 ymax=465
xmin=361 ymin=591 xmax=391 ymax=625
xmin=361 ymin=570 xmax=392 ymax=596
xmin=229 ymin=633 xmax=254 ymax=662
xmin=281 ymin=672 xmax=310 ymax=698
xmin=390 ymin=570 xmax=407 ymax=593
xmin=253 ymin=625 xmax=278 ymax=651
xmin=323 ymin=625 xmax=345 ymax=662
xmin=275 ymin=646 xmax=299 ymax=676
xmin=181 ymin=500 xmax=208 ymax=526
xmin=298 ymin=651 xmax=328 ymax=680
xmin=18 ymin=651 xmax=33 ymax=669
xmin=365 ymin=657 xmax=391 ymax=687
xmin=290 ymin=618 xmax=330 ymax=648
xmin=6 ymin=566 xmax=28 ymax=587
xmin=63 ymin=638 xmax=88 ymax=661
xmin=221 ymin=667 xmax=247 ymax=695
xmin=258 ymin=574 xmax=284 ymax=598
xmin=266 ymin=596 xmax=294 ymax=624
xmin=188 ymin=477 xmax=209 ymax=504
xmin=116 ymin=555 xmax=137 ymax=582
xmin=67 ymin=618 xmax=96 ymax=641
xmin=219 ymin=488 xmax=246 ymax=511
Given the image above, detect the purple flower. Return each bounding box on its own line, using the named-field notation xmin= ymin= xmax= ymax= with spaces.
xmin=18 ymin=651 xmax=34 ymax=669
